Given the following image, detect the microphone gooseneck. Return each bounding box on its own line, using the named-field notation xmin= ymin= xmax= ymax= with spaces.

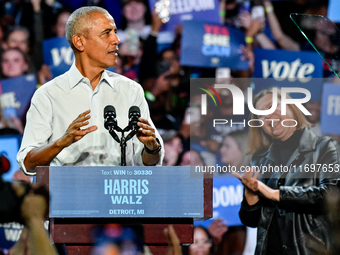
xmin=103 ymin=105 xmax=142 ymax=166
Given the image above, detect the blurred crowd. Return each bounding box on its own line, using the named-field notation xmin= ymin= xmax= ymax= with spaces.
xmin=0 ymin=0 xmax=338 ymax=254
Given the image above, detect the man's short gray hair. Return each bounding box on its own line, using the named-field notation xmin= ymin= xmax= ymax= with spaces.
xmin=65 ymin=6 xmax=110 ymax=47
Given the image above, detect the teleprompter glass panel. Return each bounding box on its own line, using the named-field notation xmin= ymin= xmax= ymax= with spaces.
xmin=290 ymin=13 xmax=340 ymax=78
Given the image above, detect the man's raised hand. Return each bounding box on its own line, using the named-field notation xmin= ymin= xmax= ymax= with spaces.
xmin=23 ymin=110 xmax=98 ymax=172
xmin=136 ymin=117 xmax=159 ymax=150
xmin=57 ymin=110 xmax=98 ymax=148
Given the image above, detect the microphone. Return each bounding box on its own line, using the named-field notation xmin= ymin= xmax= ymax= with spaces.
xmin=104 ymin=105 xmax=117 ymax=131
xmin=104 ymin=105 xmax=120 ymax=143
xmin=128 ymin=106 xmax=141 ymax=131
xmin=125 ymin=106 xmax=141 ymax=141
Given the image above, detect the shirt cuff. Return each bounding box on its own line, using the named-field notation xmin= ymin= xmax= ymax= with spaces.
xmin=17 ymin=147 xmax=37 ymax=176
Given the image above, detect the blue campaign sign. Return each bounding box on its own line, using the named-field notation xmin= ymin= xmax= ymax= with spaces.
xmin=0 ymin=135 xmax=22 ymax=182
xmin=148 ymin=0 xmax=220 ymax=32
xmin=195 ymin=176 xmax=243 ymax=228
xmin=0 ymin=222 xmax=24 ymax=249
xmin=253 ymin=48 xmax=323 ymax=101
xmin=180 ymin=21 xmax=248 ymax=69
xmin=0 ymin=74 xmax=37 ymax=119
xmin=49 ymin=166 xmax=205 ymax=218
xmin=43 ymin=37 xmax=74 ymax=78
xmin=328 ymin=0 xmax=340 ymax=23
xmin=320 ymin=83 xmax=340 ymax=134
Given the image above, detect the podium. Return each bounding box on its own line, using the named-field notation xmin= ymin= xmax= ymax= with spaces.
xmin=36 ymin=166 xmax=212 ymax=255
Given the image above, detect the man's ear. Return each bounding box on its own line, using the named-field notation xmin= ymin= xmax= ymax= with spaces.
xmin=72 ymin=34 xmax=85 ymax=52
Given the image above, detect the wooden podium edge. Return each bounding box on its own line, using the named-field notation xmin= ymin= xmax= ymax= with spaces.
xmin=203 ymin=177 xmax=213 ymax=218
xmin=36 ymin=166 xmax=50 ymax=190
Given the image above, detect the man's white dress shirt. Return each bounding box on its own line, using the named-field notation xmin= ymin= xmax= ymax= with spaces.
xmin=17 ymin=64 xmax=164 ymax=175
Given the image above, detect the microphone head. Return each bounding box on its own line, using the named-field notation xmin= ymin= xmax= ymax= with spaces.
xmin=129 ymin=106 xmax=140 ymax=115
xmin=104 ymin=105 xmax=116 ymax=118
xmin=128 ymin=106 xmax=141 ymax=128
xmin=104 ymin=105 xmax=117 ymax=130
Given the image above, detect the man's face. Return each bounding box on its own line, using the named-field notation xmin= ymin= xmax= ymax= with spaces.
xmin=82 ymin=12 xmax=120 ymax=69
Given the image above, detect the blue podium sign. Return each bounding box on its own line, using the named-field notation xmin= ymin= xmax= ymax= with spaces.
xmin=49 ymin=166 xmax=205 ymax=218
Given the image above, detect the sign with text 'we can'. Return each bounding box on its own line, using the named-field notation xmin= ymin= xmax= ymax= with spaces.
xmin=181 ymin=21 xmax=248 ymax=69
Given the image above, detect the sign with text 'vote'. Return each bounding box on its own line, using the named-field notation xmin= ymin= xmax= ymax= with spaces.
xmin=49 ymin=166 xmax=205 ymax=218
xmin=181 ymin=21 xmax=249 ymax=69
xmin=253 ymin=48 xmax=323 ymax=101
xmin=148 ymin=0 xmax=220 ymax=32
xmin=195 ymin=176 xmax=243 ymax=228
xmin=0 ymin=74 xmax=37 ymax=119
xmin=43 ymin=36 xmax=74 ymax=79
xmin=321 ymin=83 xmax=340 ymax=135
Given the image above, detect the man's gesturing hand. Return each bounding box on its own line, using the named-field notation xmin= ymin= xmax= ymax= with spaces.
xmin=23 ymin=110 xmax=98 ymax=172
xmin=136 ymin=117 xmax=159 ymax=150
xmin=57 ymin=110 xmax=98 ymax=148
xmin=137 ymin=117 xmax=161 ymax=166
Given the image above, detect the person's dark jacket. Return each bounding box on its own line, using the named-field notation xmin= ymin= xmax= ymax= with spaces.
xmin=239 ymin=128 xmax=340 ymax=255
